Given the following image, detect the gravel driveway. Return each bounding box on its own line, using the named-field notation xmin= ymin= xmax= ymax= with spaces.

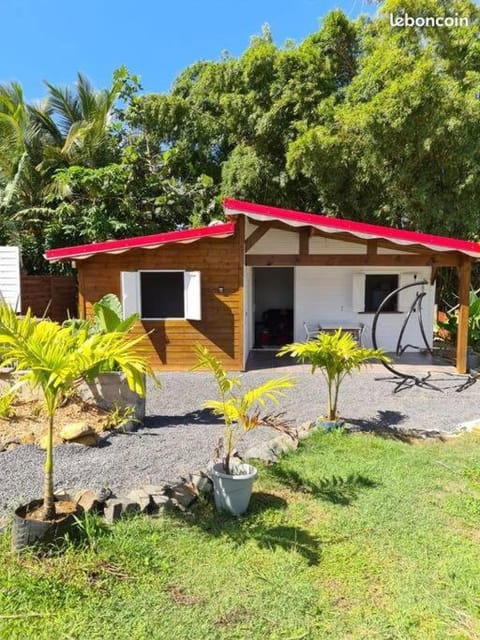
xmin=1 ymin=360 xmax=480 ymax=516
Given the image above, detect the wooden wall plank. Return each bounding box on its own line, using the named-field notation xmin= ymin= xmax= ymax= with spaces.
xmin=78 ymin=233 xmax=244 ymax=370
xmin=21 ymin=275 xmax=77 ymax=321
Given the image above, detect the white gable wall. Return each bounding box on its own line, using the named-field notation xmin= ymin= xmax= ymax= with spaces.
xmin=0 ymin=246 xmax=20 ymax=311
xmin=245 ymin=220 xmax=411 ymax=256
xmin=248 ymin=227 xmax=300 ymax=254
xmin=245 ymin=221 xmax=436 ymax=352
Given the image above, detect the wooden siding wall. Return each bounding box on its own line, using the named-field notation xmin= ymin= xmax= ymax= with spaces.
xmin=21 ymin=275 xmax=77 ymax=321
xmin=78 ymin=230 xmax=244 ymax=370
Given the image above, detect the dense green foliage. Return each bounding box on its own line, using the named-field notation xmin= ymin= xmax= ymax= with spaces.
xmin=63 ymin=293 xmax=139 ymax=337
xmin=0 ymin=0 xmax=479 ymax=277
xmin=1 ymin=430 xmax=480 ymax=638
xmin=438 ymin=290 xmax=480 ymax=349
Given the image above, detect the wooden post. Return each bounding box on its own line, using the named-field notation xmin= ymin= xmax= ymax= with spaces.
xmin=237 ymin=215 xmax=246 ymax=371
xmin=456 ymin=257 xmax=471 ymax=374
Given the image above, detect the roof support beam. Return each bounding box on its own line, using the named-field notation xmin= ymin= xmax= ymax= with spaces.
xmin=367 ymin=240 xmax=378 ymax=257
xmin=299 ymin=228 xmax=310 ymax=255
xmin=245 ymin=224 xmax=271 ymax=252
xmin=246 ymin=254 xmax=461 ymax=267
xmin=456 ymin=257 xmax=471 ymax=374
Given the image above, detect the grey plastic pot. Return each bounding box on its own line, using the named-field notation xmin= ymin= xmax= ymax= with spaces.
xmin=467 ymin=347 xmax=480 ymax=372
xmin=211 ymin=463 xmax=258 ymax=516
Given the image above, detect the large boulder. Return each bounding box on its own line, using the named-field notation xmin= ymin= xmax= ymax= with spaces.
xmin=76 ymin=372 xmax=145 ymax=431
xmin=60 ymin=422 xmax=94 ymax=441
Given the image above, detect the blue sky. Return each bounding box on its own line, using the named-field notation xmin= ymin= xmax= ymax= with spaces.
xmin=0 ymin=0 xmax=375 ymax=101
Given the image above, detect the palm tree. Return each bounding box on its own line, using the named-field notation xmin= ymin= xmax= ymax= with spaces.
xmin=30 ymin=72 xmax=124 ymax=171
xmin=278 ymin=330 xmax=388 ymax=421
xmin=0 ymin=71 xmax=127 ymax=268
xmin=0 ymin=83 xmax=48 ymax=250
xmin=193 ymin=344 xmax=295 ymax=472
xmin=0 ymin=83 xmax=43 ymax=203
xmin=0 ymin=82 xmax=29 ymax=181
xmin=0 ymin=304 xmax=154 ymax=520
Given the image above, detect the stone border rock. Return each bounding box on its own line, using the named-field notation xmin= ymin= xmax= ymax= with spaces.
xmin=52 ymin=471 xmax=214 ymax=524
xmin=4 ymin=417 xmax=475 ymax=533
xmin=48 ymin=422 xmax=319 ymax=525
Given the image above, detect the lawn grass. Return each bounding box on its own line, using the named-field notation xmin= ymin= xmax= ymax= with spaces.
xmin=1 ymin=429 xmax=480 ymax=639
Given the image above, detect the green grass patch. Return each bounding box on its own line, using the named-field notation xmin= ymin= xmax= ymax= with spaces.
xmin=1 ymin=430 xmax=480 ymax=639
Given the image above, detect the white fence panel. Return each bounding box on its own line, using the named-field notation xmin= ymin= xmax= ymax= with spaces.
xmin=0 ymin=246 xmax=20 ymax=311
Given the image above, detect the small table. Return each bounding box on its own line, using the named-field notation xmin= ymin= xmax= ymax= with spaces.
xmin=320 ymin=324 xmax=364 ymax=346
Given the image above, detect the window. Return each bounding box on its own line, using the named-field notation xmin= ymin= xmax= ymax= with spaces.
xmin=120 ymin=270 xmax=202 ymax=320
xmin=141 ymin=271 xmax=184 ymax=318
xmin=364 ymin=274 xmax=399 ymax=312
xmin=353 ymin=273 xmax=415 ymax=313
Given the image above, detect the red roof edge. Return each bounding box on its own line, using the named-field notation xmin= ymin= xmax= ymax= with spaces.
xmin=224 ymin=198 xmax=480 ymax=255
xmin=44 ymin=222 xmax=236 ymax=261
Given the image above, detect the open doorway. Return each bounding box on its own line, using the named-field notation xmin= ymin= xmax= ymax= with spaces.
xmin=253 ymin=267 xmax=294 ymax=348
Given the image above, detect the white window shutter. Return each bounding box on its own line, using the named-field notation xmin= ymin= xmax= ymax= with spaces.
xmin=352 ymin=273 xmax=365 ymax=312
xmin=398 ymin=273 xmax=418 ymax=312
xmin=120 ymin=271 xmax=139 ymax=318
xmin=185 ymin=271 xmax=202 ymax=320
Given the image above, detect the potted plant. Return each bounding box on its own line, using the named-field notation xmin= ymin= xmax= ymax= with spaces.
xmin=0 ymin=304 xmax=154 ymax=552
xmin=437 ymin=291 xmax=480 ymax=370
xmin=193 ymin=345 xmax=294 ymax=515
xmin=278 ymin=330 xmax=388 ymax=429
xmin=65 ymin=294 xmax=148 ymax=429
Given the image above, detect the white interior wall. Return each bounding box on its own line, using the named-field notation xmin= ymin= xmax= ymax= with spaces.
xmin=294 ymin=266 xmax=435 ymax=351
xmin=243 ymin=267 xmax=253 ymax=366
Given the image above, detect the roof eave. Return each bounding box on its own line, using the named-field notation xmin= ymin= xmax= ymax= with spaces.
xmin=44 ymin=221 xmax=236 ymax=262
xmin=224 ymin=199 xmax=480 ymax=259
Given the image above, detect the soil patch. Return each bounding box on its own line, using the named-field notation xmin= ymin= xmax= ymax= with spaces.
xmin=0 ymin=382 xmax=110 ymax=450
xmin=25 ymin=500 xmax=78 ymax=522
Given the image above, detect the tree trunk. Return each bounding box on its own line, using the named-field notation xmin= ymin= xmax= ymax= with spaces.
xmin=42 ymin=413 xmax=55 ymax=520
xmin=327 ymin=379 xmax=335 ymax=420
xmin=332 ymin=377 xmax=340 ymax=421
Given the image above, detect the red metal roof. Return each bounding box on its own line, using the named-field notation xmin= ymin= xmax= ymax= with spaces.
xmin=224 ymin=198 xmax=480 ymax=258
xmin=45 ymin=198 xmax=480 ymax=262
xmin=44 ymin=222 xmax=236 ymax=262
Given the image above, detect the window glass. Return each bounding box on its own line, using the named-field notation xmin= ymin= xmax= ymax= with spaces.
xmin=140 ymin=271 xmax=184 ymax=318
xmin=364 ymin=274 xmax=398 ymax=312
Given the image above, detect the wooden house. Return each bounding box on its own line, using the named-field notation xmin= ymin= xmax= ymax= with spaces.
xmin=45 ymin=199 xmax=480 ymax=373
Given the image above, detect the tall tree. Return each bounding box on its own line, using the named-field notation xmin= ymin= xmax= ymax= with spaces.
xmin=287 ymin=0 xmax=480 ymax=235
xmin=0 ymin=69 xmax=134 ymax=271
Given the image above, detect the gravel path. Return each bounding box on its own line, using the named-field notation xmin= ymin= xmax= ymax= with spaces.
xmin=1 ymin=362 xmax=480 ymax=516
